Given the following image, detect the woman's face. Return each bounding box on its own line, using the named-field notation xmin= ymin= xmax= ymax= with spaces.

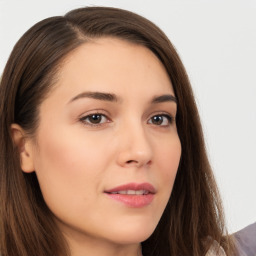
xmin=27 ymin=38 xmax=181 ymax=248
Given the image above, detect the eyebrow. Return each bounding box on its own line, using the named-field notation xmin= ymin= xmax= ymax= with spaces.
xmin=151 ymin=94 xmax=177 ymax=104
xmin=69 ymin=91 xmax=177 ymax=104
xmin=69 ymin=92 xmax=119 ymax=103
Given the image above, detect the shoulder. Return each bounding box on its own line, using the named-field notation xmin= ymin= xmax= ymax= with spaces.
xmin=206 ymin=240 xmax=227 ymax=256
xmin=233 ymin=222 xmax=256 ymax=256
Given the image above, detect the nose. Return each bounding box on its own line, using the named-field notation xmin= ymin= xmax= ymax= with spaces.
xmin=116 ymin=121 xmax=153 ymax=168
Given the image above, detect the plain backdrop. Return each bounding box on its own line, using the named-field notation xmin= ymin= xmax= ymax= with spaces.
xmin=0 ymin=0 xmax=255 ymax=234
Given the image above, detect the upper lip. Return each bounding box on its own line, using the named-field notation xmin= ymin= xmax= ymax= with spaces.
xmin=105 ymin=182 xmax=156 ymax=194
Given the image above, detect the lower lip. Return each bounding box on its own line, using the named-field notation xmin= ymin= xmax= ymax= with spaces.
xmin=105 ymin=193 xmax=154 ymax=208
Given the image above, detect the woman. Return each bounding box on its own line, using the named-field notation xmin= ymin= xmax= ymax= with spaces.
xmin=0 ymin=6 xmax=234 ymax=256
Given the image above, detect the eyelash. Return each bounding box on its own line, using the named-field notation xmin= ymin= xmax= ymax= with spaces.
xmin=148 ymin=114 xmax=174 ymax=127
xmin=79 ymin=112 xmax=174 ymax=127
xmin=79 ymin=112 xmax=110 ymax=127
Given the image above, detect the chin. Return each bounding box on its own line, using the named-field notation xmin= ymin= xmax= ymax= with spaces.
xmin=105 ymin=220 xmax=157 ymax=245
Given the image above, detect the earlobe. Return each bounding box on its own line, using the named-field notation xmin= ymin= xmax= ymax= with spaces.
xmin=11 ymin=124 xmax=35 ymax=173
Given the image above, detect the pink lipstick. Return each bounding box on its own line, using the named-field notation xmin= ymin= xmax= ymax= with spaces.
xmin=104 ymin=183 xmax=156 ymax=208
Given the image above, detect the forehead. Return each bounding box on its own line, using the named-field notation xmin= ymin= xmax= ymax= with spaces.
xmin=49 ymin=37 xmax=174 ymax=103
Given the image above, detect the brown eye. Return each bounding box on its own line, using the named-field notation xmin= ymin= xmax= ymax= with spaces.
xmin=152 ymin=116 xmax=164 ymax=125
xmin=88 ymin=114 xmax=103 ymax=124
xmin=80 ymin=113 xmax=109 ymax=126
xmin=148 ymin=114 xmax=173 ymax=126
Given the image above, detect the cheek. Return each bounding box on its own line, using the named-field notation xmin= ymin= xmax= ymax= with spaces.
xmin=32 ymin=127 xmax=109 ymax=213
xmin=155 ymin=136 xmax=181 ymax=193
xmin=34 ymin=125 xmax=108 ymax=175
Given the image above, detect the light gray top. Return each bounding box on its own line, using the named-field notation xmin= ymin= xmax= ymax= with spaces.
xmin=233 ymin=222 xmax=256 ymax=256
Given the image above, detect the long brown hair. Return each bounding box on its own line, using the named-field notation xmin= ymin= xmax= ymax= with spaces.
xmin=0 ymin=6 xmax=234 ymax=256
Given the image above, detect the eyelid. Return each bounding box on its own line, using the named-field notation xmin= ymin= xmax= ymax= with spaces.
xmin=147 ymin=112 xmax=175 ymax=126
xmin=79 ymin=110 xmax=112 ymax=127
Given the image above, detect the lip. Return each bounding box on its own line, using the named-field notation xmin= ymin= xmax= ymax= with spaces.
xmin=104 ymin=182 xmax=156 ymax=208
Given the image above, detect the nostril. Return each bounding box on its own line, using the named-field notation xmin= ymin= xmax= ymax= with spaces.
xmin=125 ymin=159 xmax=152 ymax=167
xmin=126 ymin=160 xmax=137 ymax=164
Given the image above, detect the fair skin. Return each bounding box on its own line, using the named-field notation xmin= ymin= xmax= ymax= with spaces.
xmin=12 ymin=38 xmax=181 ymax=256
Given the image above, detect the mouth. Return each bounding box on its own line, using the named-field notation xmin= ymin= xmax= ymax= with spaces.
xmin=104 ymin=183 xmax=156 ymax=208
xmin=105 ymin=182 xmax=156 ymax=194
xmin=106 ymin=190 xmax=151 ymax=195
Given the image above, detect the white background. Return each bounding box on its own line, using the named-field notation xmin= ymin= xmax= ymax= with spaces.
xmin=0 ymin=0 xmax=255 ymax=233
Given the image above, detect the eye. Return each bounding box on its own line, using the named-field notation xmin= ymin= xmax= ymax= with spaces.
xmin=148 ymin=114 xmax=173 ymax=126
xmin=79 ymin=113 xmax=109 ymax=126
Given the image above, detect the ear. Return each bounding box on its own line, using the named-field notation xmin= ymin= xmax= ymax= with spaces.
xmin=11 ymin=124 xmax=35 ymax=173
